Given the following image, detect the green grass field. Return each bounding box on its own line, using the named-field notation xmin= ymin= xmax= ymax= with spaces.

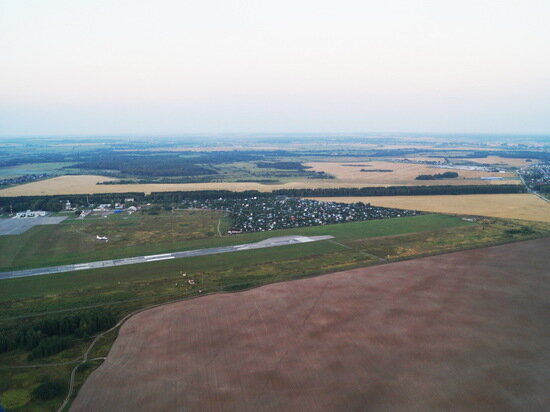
xmin=0 ymin=162 xmax=75 ymax=179
xmin=0 ymin=211 xmax=460 ymax=271
xmin=0 ymin=214 xmax=467 ymax=304
xmin=1 ymin=211 xmax=549 ymax=412
xmin=0 ymin=209 xmax=231 ymax=271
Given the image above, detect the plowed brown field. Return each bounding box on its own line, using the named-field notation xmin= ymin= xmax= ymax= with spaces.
xmin=71 ymin=238 xmax=550 ymax=412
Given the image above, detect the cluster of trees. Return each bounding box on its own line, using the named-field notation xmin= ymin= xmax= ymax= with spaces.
xmin=0 ymin=309 xmax=116 ymax=360
xmin=535 ymin=184 xmax=550 ymax=194
xmin=415 ymin=172 xmax=459 ymax=180
xmin=505 ymin=226 xmax=535 ymax=235
xmin=28 ymin=336 xmax=72 ymax=360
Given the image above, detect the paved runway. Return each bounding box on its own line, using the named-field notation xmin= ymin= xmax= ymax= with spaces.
xmin=0 ymin=235 xmax=334 ymax=280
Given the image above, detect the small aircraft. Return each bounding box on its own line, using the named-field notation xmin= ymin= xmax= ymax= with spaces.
xmin=96 ymin=235 xmax=109 ymax=241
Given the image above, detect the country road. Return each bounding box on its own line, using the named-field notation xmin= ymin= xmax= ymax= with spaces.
xmin=517 ymin=170 xmax=549 ymax=203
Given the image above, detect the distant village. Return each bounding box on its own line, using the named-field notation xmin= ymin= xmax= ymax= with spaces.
xmin=180 ymin=197 xmax=419 ymax=233
xmin=0 ymin=173 xmax=51 ymax=187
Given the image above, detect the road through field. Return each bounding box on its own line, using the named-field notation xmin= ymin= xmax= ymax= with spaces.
xmin=0 ymin=235 xmax=333 ymax=280
xmin=71 ymin=238 xmax=550 ymax=412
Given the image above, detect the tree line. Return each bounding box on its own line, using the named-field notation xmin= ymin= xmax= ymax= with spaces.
xmin=415 ymin=172 xmax=459 ymax=180
xmin=270 ymin=184 xmax=525 ymax=197
xmin=0 ymin=184 xmax=526 ymax=213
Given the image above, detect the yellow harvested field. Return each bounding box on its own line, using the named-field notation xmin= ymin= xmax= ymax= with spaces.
xmin=455 ymin=156 xmax=536 ymax=167
xmin=309 ymin=194 xmax=550 ymax=222
xmin=305 ymin=161 xmax=518 ymax=186
xmin=0 ymin=174 xmax=396 ymax=196
xmin=0 ymin=164 xmax=520 ymax=197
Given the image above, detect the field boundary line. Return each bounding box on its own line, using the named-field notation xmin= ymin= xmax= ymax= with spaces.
xmin=329 ymin=239 xmax=386 ymax=261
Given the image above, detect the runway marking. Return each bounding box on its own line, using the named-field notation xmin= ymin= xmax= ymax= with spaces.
xmin=145 ymin=256 xmax=175 ymax=262
xmin=144 ymin=253 xmax=173 ymax=259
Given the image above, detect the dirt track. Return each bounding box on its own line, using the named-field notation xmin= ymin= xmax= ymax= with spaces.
xmin=71 ymin=238 xmax=550 ymax=411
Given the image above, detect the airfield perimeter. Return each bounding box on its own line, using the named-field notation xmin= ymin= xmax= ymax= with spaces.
xmin=71 ymin=237 xmax=550 ymax=412
xmin=0 ymin=235 xmax=333 ymax=280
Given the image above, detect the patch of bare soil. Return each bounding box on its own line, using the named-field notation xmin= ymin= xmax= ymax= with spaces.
xmin=71 ymin=238 xmax=550 ymax=411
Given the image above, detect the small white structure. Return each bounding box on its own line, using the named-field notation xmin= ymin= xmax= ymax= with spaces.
xmin=127 ymin=206 xmax=138 ymax=212
xmin=96 ymin=235 xmax=109 ymax=241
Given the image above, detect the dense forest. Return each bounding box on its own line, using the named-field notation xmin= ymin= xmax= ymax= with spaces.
xmin=0 ymin=309 xmax=116 ymax=360
xmin=69 ymin=151 xmax=299 ymax=177
xmin=71 ymin=155 xmax=217 ymax=177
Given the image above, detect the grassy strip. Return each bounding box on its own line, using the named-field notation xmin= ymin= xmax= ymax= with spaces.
xmin=0 ymin=213 xmax=461 ymax=271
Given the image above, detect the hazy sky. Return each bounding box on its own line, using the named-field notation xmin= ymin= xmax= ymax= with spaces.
xmin=1 ymin=0 xmax=549 ymax=136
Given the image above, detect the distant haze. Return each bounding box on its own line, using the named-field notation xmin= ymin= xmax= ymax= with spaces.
xmin=1 ymin=0 xmax=549 ymax=136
